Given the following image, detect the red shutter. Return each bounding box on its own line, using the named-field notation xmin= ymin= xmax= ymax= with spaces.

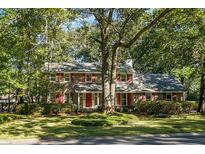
xmin=116 ymin=93 xmax=122 ymax=106
xmin=127 ymin=93 xmax=132 ymax=106
xmin=116 ymin=74 xmax=121 ymax=82
xmin=92 ymin=74 xmax=96 ymax=82
xmin=163 ymin=93 xmax=166 ymax=100
xmin=81 ymin=74 xmax=85 ymax=82
xmin=71 ymin=74 xmax=74 ymax=82
xmin=127 ymin=74 xmax=133 ymax=83
xmin=172 ymin=93 xmax=177 ymax=102
xmin=55 ymin=93 xmax=64 ymax=104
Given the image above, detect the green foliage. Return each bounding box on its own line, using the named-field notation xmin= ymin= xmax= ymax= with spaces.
xmin=0 ymin=114 xmax=24 ymax=124
xmin=15 ymin=103 xmax=42 ymax=115
xmin=71 ymin=119 xmax=112 ymax=127
xmin=71 ymin=112 xmax=138 ymax=127
xmin=134 ymin=101 xmax=197 ymax=115
xmin=41 ymin=103 xmax=73 ymax=115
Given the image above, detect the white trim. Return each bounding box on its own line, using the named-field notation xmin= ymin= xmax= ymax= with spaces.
xmin=97 ymin=93 xmax=99 ymax=106
xmin=77 ymin=93 xmax=80 ymax=110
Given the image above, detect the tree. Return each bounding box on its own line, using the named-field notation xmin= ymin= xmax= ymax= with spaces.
xmin=78 ymin=8 xmax=173 ymax=112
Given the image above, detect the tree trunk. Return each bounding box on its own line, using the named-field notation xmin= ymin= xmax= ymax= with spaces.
xmin=8 ymin=82 xmax=11 ymax=112
xmin=109 ymin=46 xmax=120 ymax=112
xmin=197 ymin=56 xmax=205 ymax=112
xmin=101 ymin=50 xmax=111 ymax=112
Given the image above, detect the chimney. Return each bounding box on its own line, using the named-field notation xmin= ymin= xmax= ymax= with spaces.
xmin=125 ymin=59 xmax=133 ymax=67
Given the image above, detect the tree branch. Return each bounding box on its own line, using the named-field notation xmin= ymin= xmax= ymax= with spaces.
xmin=121 ymin=8 xmax=174 ymax=48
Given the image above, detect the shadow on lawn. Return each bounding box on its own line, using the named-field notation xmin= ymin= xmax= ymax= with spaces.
xmin=1 ymin=116 xmax=205 ymax=144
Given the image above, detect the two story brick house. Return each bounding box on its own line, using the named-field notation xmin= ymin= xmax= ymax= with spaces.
xmin=44 ymin=62 xmax=186 ymax=110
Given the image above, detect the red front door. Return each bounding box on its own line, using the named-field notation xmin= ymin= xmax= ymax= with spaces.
xmin=86 ymin=93 xmax=92 ymax=107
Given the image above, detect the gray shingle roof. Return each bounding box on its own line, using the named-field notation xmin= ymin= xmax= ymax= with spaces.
xmin=44 ymin=62 xmax=135 ymax=73
xmin=133 ymin=74 xmax=186 ymax=92
xmin=74 ymin=74 xmax=185 ymax=92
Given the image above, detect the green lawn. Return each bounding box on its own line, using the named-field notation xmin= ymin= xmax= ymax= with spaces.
xmin=0 ymin=113 xmax=205 ymax=140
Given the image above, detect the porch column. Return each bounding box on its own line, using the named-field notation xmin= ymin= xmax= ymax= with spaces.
xmin=97 ymin=93 xmax=99 ymax=105
xmin=77 ymin=93 xmax=80 ymax=110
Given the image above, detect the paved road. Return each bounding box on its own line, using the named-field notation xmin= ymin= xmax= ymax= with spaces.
xmin=1 ymin=133 xmax=205 ymax=145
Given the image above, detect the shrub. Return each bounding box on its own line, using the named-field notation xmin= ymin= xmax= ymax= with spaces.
xmin=15 ymin=103 xmax=41 ymax=115
xmin=71 ymin=118 xmax=112 ymax=126
xmin=0 ymin=114 xmax=24 ymax=124
xmin=71 ymin=112 xmax=138 ymax=127
xmin=41 ymin=103 xmax=73 ymax=115
xmin=134 ymin=101 xmax=182 ymax=115
xmin=181 ymin=101 xmax=195 ymax=113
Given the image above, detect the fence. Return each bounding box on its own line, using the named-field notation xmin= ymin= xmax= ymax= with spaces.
xmin=0 ymin=102 xmax=16 ymax=113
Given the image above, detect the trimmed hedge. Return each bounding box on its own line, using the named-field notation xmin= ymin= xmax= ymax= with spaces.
xmin=0 ymin=114 xmax=24 ymax=124
xmin=134 ymin=101 xmax=196 ymax=115
xmin=71 ymin=119 xmax=112 ymax=126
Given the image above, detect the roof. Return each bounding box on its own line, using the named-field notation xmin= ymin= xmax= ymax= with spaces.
xmin=44 ymin=62 xmax=135 ymax=73
xmin=74 ymin=74 xmax=185 ymax=93
xmin=74 ymin=83 xmax=136 ymax=92
xmin=133 ymin=74 xmax=186 ymax=92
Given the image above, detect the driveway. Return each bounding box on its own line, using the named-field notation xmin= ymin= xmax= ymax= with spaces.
xmin=0 ymin=133 xmax=205 ymax=145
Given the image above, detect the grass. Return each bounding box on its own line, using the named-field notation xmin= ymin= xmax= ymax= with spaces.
xmin=0 ymin=113 xmax=205 ymax=140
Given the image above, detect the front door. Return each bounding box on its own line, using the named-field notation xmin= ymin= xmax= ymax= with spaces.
xmin=86 ymin=93 xmax=92 ymax=107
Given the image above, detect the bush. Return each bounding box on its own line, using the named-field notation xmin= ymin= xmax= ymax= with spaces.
xmin=134 ymin=101 xmax=182 ymax=115
xmin=181 ymin=101 xmax=195 ymax=113
xmin=0 ymin=114 xmax=24 ymax=124
xmin=41 ymin=103 xmax=73 ymax=115
xmin=15 ymin=103 xmax=41 ymax=115
xmin=71 ymin=112 xmax=138 ymax=127
xmin=71 ymin=118 xmax=112 ymax=126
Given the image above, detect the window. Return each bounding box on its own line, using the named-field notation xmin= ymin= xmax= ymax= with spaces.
xmin=64 ymin=92 xmax=70 ymax=103
xmin=166 ymin=93 xmax=172 ymax=101
xmin=56 ymin=73 xmax=64 ymax=82
xmin=86 ymin=74 xmax=92 ymax=82
xmin=94 ymin=93 xmax=98 ymax=106
xmin=75 ymin=74 xmax=81 ymax=82
xmin=96 ymin=74 xmax=102 ymax=83
xmin=122 ymin=93 xmax=126 ymax=106
xmin=50 ymin=74 xmax=56 ymax=81
xmin=121 ymin=74 xmax=126 ymax=82
xmin=145 ymin=93 xmax=151 ymax=100
xmin=65 ymin=74 xmax=70 ymax=82
xmin=158 ymin=94 xmax=163 ymax=100
xmin=79 ymin=93 xmax=85 ymax=109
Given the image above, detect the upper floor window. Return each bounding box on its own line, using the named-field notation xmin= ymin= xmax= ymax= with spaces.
xmin=65 ymin=73 xmax=70 ymax=82
xmin=86 ymin=74 xmax=92 ymax=82
xmin=56 ymin=73 xmax=64 ymax=82
xmin=121 ymin=74 xmax=126 ymax=82
xmin=50 ymin=74 xmax=56 ymax=81
xmin=96 ymin=74 xmax=102 ymax=83
xmin=127 ymin=74 xmax=133 ymax=82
